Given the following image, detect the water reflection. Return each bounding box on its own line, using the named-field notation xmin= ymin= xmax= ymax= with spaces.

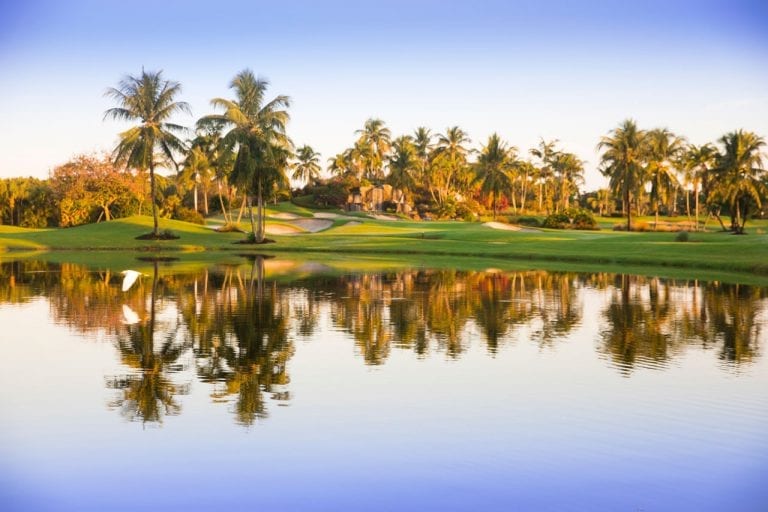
xmin=0 ymin=259 xmax=764 ymax=425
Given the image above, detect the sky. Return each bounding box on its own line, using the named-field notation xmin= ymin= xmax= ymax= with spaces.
xmin=0 ymin=0 xmax=767 ymax=190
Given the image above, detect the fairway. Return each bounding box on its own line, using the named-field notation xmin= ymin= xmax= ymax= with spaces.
xmin=2 ymin=209 xmax=767 ymax=285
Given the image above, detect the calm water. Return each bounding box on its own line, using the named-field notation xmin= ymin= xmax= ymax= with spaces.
xmin=0 ymin=257 xmax=766 ymax=512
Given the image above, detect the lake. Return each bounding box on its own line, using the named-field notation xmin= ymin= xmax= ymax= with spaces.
xmin=0 ymin=257 xmax=766 ymax=511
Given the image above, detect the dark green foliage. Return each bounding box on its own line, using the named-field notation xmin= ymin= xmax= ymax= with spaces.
xmin=543 ymin=208 xmax=597 ymax=230
xmin=675 ymin=230 xmax=690 ymax=242
xmin=507 ymin=215 xmax=541 ymax=227
xmin=173 ymin=207 xmax=205 ymax=225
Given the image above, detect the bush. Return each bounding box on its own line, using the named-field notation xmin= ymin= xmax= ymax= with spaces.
xmin=675 ymin=230 xmax=690 ymax=242
xmin=173 ymin=207 xmax=205 ymax=225
xmin=543 ymin=208 xmax=597 ymax=230
xmin=507 ymin=215 xmax=541 ymax=227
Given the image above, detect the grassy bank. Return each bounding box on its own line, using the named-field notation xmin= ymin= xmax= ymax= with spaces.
xmin=1 ymin=211 xmax=768 ymax=284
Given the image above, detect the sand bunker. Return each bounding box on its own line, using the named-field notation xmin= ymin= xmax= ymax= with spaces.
xmin=370 ymin=214 xmax=399 ymax=221
xmin=270 ymin=212 xmax=300 ymax=220
xmin=293 ymin=219 xmax=333 ymax=232
xmin=483 ymin=221 xmax=525 ymax=231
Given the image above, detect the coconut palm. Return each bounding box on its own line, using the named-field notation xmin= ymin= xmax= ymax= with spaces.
xmin=431 ymin=126 xmax=472 ymax=205
xmin=355 ymin=118 xmax=391 ymax=182
xmin=683 ymin=143 xmax=716 ymax=230
xmin=387 ymin=136 xmax=418 ymax=209
xmin=598 ymin=119 xmax=647 ymax=231
xmin=476 ymin=133 xmax=515 ymax=219
xmin=179 ymin=143 xmax=209 ymax=214
xmin=646 ymin=128 xmax=685 ymax=229
xmin=292 ymin=145 xmax=322 ymax=186
xmin=530 ymin=139 xmax=559 ymax=213
xmin=551 ymin=151 xmax=584 ymax=212
xmin=104 ymin=70 xmax=190 ymax=237
xmin=709 ymin=130 xmax=766 ymax=234
xmin=200 ymin=70 xmax=292 ymax=242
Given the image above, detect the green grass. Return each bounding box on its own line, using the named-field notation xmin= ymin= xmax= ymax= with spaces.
xmin=2 ymin=209 xmax=768 ymax=284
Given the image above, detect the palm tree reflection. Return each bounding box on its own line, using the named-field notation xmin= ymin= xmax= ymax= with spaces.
xmin=107 ymin=261 xmax=190 ymax=424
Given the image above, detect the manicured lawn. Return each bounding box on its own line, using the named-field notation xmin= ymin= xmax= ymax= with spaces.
xmin=1 ymin=209 xmax=768 ymax=284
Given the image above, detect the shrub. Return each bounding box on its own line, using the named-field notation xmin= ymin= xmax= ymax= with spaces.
xmin=675 ymin=230 xmax=690 ymax=242
xmin=508 ymin=215 xmax=541 ymax=227
xmin=543 ymin=208 xmax=597 ymax=230
xmin=173 ymin=207 xmax=205 ymax=225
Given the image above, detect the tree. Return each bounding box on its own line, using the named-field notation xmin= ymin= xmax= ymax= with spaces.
xmin=598 ymin=119 xmax=647 ymax=231
xmin=550 ymin=151 xmax=584 ymax=212
xmin=683 ymin=143 xmax=716 ymax=231
xmin=292 ymin=145 xmax=322 ymax=187
xmin=646 ymin=128 xmax=685 ymax=229
xmin=201 ymin=70 xmax=292 ymax=242
xmin=430 ymin=126 xmax=472 ymax=206
xmin=530 ymin=139 xmax=559 ymax=213
xmin=179 ymin=144 xmax=209 ymax=214
xmin=387 ymin=136 xmax=418 ymax=209
xmin=355 ymin=118 xmax=391 ymax=182
xmin=50 ymin=154 xmax=143 ymax=226
xmin=104 ymin=69 xmax=190 ymax=237
xmin=709 ymin=130 xmax=766 ymax=234
xmin=475 ymin=133 xmax=514 ymax=219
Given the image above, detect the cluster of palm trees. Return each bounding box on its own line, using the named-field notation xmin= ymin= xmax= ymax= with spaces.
xmin=599 ymin=119 xmax=766 ymax=232
xmin=105 ymin=68 xmax=291 ymax=242
xmin=327 ymin=124 xmax=586 ymax=219
xmin=102 ymin=69 xmax=766 ymax=236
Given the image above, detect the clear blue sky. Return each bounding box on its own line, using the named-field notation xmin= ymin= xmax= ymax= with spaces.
xmin=1 ymin=0 xmax=766 ymax=189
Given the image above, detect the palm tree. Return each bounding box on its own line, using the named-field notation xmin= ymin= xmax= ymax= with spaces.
xmin=355 ymin=118 xmax=391 ymax=182
xmin=104 ymin=69 xmax=190 ymax=237
xmin=646 ymin=128 xmax=685 ymax=229
xmin=530 ymin=139 xmax=559 ymax=213
xmin=683 ymin=143 xmax=716 ymax=231
xmin=292 ymin=145 xmax=322 ymax=187
xmin=387 ymin=136 xmax=418 ymax=210
xmin=476 ymin=133 xmax=514 ymax=219
xmin=551 ymin=151 xmax=584 ymax=212
xmin=431 ymin=126 xmax=472 ymax=205
xmin=709 ymin=130 xmax=766 ymax=234
xmin=200 ymin=70 xmax=292 ymax=243
xmin=180 ymin=143 xmax=209 ymax=214
xmin=597 ymin=119 xmax=647 ymax=231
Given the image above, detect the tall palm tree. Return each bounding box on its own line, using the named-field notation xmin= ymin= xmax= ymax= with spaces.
xmin=709 ymin=130 xmax=766 ymax=234
xmin=530 ymin=139 xmax=559 ymax=213
xmin=387 ymin=136 xmax=417 ymax=210
xmin=200 ymin=70 xmax=292 ymax=242
xmin=180 ymin=143 xmax=209 ymax=214
xmin=104 ymin=69 xmax=190 ymax=237
xmin=475 ymin=133 xmax=514 ymax=219
xmin=598 ymin=119 xmax=647 ymax=231
xmin=551 ymin=151 xmax=584 ymax=212
xmin=683 ymin=143 xmax=716 ymax=231
xmin=355 ymin=118 xmax=391 ymax=182
xmin=431 ymin=126 xmax=472 ymax=205
xmin=292 ymin=145 xmax=322 ymax=186
xmin=646 ymin=128 xmax=685 ymax=229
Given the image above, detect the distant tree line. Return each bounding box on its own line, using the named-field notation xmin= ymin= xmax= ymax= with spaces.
xmin=1 ymin=69 xmax=765 ymax=234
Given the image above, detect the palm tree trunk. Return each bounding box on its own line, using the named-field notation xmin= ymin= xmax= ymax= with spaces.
xmin=193 ymin=180 xmax=198 ymax=212
xmin=694 ymin=182 xmax=700 ymax=232
xmin=149 ymin=161 xmax=159 ymax=236
xmin=237 ymin=192 xmax=246 ymax=225
xmin=217 ymin=181 xmax=229 ymax=224
xmin=203 ymin=187 xmax=209 ymax=215
xmin=248 ymin=195 xmax=256 ymax=237
xmin=256 ymin=181 xmax=265 ymax=243
xmin=625 ymin=189 xmax=632 ymax=232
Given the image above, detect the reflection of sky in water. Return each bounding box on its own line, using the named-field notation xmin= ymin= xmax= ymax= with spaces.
xmin=0 ymin=268 xmax=766 ymax=512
